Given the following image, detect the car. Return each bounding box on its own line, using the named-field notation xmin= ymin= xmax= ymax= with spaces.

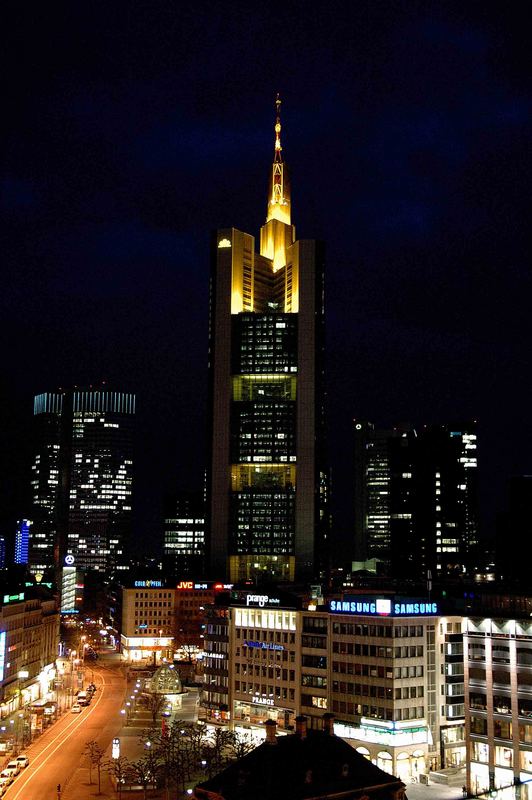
xmin=16 ymin=755 xmax=29 ymax=768
xmin=0 ymin=772 xmax=14 ymax=787
xmin=6 ymin=760 xmax=21 ymax=775
xmin=71 ymin=703 xmax=82 ymax=713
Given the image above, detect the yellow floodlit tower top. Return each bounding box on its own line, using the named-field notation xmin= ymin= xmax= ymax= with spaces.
xmin=266 ymin=93 xmax=291 ymax=226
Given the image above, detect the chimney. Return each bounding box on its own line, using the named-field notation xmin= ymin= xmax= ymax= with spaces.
xmin=295 ymin=715 xmax=307 ymax=739
xmin=265 ymin=718 xmax=277 ymax=744
xmin=322 ymin=713 xmax=335 ymax=735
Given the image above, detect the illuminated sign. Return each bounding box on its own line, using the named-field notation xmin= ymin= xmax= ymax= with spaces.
xmin=176 ymin=581 xmax=213 ymax=590
xmin=0 ymin=632 xmax=6 ymax=681
xmin=218 ymin=238 xmax=231 ymax=248
xmin=245 ymin=594 xmax=280 ymax=608
xmin=2 ymin=592 xmax=24 ymax=604
xmin=329 ymin=598 xmax=438 ymax=616
xmin=244 ymin=640 xmax=284 ymax=652
xmin=214 ymin=583 xmax=233 ymax=590
xmin=112 ymin=738 xmax=120 ymax=759
xmin=251 ymin=695 xmax=274 ymax=706
xmin=134 ymin=580 xmax=162 ymax=588
xmin=64 ymin=554 xmax=75 ymax=566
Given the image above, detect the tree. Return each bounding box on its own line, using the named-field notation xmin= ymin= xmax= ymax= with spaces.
xmin=202 ymin=727 xmax=236 ymax=777
xmin=228 ymin=731 xmax=257 ymax=761
xmin=83 ymin=740 xmax=104 ymax=792
xmin=129 ymin=753 xmax=160 ymax=800
xmin=104 ymin=755 xmax=131 ymax=800
xmin=144 ymin=692 xmax=168 ymax=724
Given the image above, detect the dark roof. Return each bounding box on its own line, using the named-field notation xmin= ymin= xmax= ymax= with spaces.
xmin=195 ymin=730 xmax=404 ymax=800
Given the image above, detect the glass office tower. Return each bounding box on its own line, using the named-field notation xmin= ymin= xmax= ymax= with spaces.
xmin=31 ymin=388 xmax=135 ymax=576
xmin=207 ymin=99 xmax=326 ymax=583
xmin=353 ymin=421 xmax=479 ymax=579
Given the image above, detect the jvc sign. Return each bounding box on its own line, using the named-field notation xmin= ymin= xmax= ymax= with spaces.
xmin=329 ymin=598 xmax=438 ymax=616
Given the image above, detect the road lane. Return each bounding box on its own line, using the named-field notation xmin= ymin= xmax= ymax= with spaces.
xmin=7 ymin=662 xmax=126 ymax=800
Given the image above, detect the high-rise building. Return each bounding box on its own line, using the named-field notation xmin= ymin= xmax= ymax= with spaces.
xmin=30 ymin=388 xmax=135 ymax=576
xmin=14 ymin=519 xmax=31 ymax=565
xmin=207 ymin=98 xmax=326 ymax=583
xmin=30 ymin=392 xmax=63 ymax=577
xmin=353 ymin=421 xmax=411 ymax=570
xmin=163 ymin=490 xmax=206 ymax=577
xmin=353 ymin=422 xmax=479 ymax=579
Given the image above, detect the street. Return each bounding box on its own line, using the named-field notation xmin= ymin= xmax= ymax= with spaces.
xmin=6 ymin=658 xmax=126 ymax=800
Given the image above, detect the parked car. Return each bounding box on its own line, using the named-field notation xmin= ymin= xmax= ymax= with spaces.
xmin=16 ymin=755 xmax=29 ymax=768
xmin=71 ymin=704 xmax=82 ymax=713
xmin=6 ymin=760 xmax=21 ymax=775
xmin=0 ymin=772 xmax=14 ymax=787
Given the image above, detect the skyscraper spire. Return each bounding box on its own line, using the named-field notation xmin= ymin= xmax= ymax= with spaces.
xmin=267 ymin=93 xmax=291 ymax=226
xmin=274 ymin=93 xmax=282 ymax=162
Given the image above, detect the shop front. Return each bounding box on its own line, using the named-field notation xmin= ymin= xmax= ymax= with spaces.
xmin=335 ymin=719 xmax=429 ymax=781
xmin=233 ymin=698 xmax=295 ymax=731
xmin=120 ymin=634 xmax=173 ymax=664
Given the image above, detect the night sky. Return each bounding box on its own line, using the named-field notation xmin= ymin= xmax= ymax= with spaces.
xmin=2 ymin=1 xmax=531 ymax=559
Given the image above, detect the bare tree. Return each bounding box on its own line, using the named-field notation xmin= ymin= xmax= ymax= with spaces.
xmin=202 ymin=727 xmax=236 ymax=777
xmin=129 ymin=753 xmax=160 ymax=800
xmin=104 ymin=755 xmax=131 ymax=800
xmin=143 ymin=692 xmax=168 ymax=724
xmin=228 ymin=731 xmax=257 ymax=761
xmin=83 ymin=740 xmax=104 ymax=791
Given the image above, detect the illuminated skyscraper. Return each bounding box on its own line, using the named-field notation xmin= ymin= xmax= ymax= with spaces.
xmin=15 ymin=519 xmax=31 ymax=564
xmin=30 ymin=388 xmax=135 ymax=576
xmin=163 ymin=490 xmax=206 ymax=577
xmin=207 ymin=98 xmax=326 ymax=583
xmin=30 ymin=392 xmax=63 ymax=577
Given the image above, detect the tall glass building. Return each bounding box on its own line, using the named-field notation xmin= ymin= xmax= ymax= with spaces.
xmin=207 ymin=99 xmax=326 ymax=583
xmin=353 ymin=421 xmax=479 ymax=579
xmin=30 ymin=388 xmax=135 ymax=576
xmin=163 ymin=489 xmax=206 ymax=577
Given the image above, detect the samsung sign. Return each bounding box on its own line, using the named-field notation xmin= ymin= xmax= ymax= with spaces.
xmin=329 ymin=598 xmax=438 ymax=616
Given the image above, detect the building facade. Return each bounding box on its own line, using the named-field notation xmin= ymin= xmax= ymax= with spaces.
xmin=202 ymin=592 xmax=464 ymax=781
xmin=465 ymin=616 xmax=532 ymax=795
xmin=207 ymin=99 xmax=326 ymax=584
xmin=120 ymin=580 xmax=231 ymax=664
xmin=31 ymin=388 xmax=135 ymax=577
xmin=0 ymin=590 xmax=59 ymax=719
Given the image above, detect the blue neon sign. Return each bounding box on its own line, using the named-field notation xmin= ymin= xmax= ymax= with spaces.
xmin=329 ymin=598 xmax=438 ymax=616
